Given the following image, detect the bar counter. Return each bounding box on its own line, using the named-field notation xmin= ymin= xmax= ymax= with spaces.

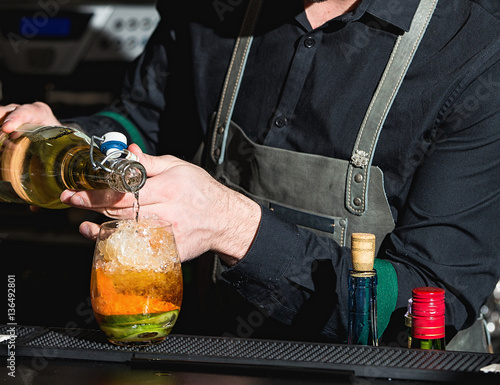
xmin=2 ymin=325 xmax=500 ymax=385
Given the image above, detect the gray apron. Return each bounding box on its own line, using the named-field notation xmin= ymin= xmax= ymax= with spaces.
xmin=197 ymin=0 xmax=448 ymax=342
xmin=204 ymin=0 xmax=437 ymax=251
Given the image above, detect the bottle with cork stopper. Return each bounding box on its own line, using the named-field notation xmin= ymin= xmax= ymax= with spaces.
xmin=347 ymin=233 xmax=378 ymax=346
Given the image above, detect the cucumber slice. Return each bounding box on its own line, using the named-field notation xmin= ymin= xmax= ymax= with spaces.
xmin=100 ymin=323 xmax=172 ymax=342
xmin=98 ymin=309 xmax=179 ymax=343
xmin=100 ymin=309 xmax=179 ymax=327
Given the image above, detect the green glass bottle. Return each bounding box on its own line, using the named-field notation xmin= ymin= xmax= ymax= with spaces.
xmin=405 ymin=298 xmax=412 ymax=348
xmin=0 ymin=125 xmax=146 ymax=209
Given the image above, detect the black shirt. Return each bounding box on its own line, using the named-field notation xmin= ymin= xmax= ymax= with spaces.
xmin=71 ymin=0 xmax=500 ymax=342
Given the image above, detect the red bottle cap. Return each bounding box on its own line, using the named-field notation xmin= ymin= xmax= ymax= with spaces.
xmin=411 ymin=287 xmax=445 ymax=339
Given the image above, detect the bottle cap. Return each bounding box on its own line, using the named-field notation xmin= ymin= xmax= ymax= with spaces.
xmin=100 ymin=132 xmax=128 ymax=156
xmin=412 ymin=287 xmax=445 ymax=315
xmin=351 ymin=233 xmax=376 ymax=271
xmin=411 ymin=287 xmax=445 ymax=339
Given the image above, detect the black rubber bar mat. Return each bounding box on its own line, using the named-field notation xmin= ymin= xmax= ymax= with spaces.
xmin=2 ymin=325 xmax=500 ymax=383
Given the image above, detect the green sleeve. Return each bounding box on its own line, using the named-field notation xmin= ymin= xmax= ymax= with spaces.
xmin=374 ymin=258 xmax=398 ymax=337
xmin=95 ymin=111 xmax=148 ymax=153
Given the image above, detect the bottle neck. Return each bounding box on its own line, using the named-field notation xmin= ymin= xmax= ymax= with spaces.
xmin=411 ymin=336 xmax=446 ymax=350
xmin=62 ymin=146 xmax=146 ymax=193
xmin=347 ymin=270 xmax=378 ymax=346
xmin=103 ymin=157 xmax=146 ymax=193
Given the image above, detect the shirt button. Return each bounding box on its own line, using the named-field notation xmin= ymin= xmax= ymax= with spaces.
xmin=304 ymin=37 xmax=316 ymax=48
xmin=274 ymin=116 xmax=288 ymax=128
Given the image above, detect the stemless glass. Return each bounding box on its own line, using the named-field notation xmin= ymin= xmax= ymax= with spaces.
xmin=90 ymin=218 xmax=183 ymax=346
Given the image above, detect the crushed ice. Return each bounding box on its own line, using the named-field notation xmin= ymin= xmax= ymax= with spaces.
xmin=97 ymin=218 xmax=179 ymax=272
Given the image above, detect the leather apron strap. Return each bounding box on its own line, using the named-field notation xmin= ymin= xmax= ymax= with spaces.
xmin=346 ymin=0 xmax=438 ymax=215
xmin=211 ymin=0 xmax=264 ymax=165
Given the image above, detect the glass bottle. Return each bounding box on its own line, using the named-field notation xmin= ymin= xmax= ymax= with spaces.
xmin=410 ymin=287 xmax=446 ymax=350
xmin=347 ymin=233 xmax=378 ymax=346
xmin=0 ymin=124 xmax=146 ymax=209
xmin=405 ymin=298 xmax=413 ymax=348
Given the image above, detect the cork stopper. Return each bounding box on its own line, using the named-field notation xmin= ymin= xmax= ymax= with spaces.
xmin=351 ymin=233 xmax=376 ymax=271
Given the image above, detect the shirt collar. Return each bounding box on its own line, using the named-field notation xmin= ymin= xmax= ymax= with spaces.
xmin=359 ymin=0 xmax=421 ymax=32
xmin=295 ymin=0 xmax=421 ymax=33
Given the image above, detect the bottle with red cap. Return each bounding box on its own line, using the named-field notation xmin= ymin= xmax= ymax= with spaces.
xmin=409 ymin=287 xmax=446 ymax=350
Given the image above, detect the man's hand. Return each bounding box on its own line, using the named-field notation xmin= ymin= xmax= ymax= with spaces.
xmin=60 ymin=144 xmax=262 ymax=264
xmin=0 ymin=102 xmax=61 ymax=133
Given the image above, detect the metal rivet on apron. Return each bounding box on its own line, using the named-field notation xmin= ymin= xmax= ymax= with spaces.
xmin=339 ymin=219 xmax=346 ymax=227
xmin=217 ymin=125 xmax=225 ymax=134
xmin=353 ymin=197 xmax=362 ymax=206
xmin=354 ymin=173 xmax=363 ymax=183
xmin=214 ymin=148 xmax=221 ymax=158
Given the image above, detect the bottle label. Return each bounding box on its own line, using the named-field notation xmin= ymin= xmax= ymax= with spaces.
xmin=73 ymin=131 xmax=91 ymax=144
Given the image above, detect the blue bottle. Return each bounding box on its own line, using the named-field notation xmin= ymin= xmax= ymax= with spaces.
xmin=347 ymin=233 xmax=378 ymax=346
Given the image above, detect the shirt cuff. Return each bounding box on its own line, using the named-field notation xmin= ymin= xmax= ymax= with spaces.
xmin=221 ymin=205 xmax=300 ymax=286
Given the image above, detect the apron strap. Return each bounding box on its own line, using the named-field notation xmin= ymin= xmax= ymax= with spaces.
xmin=346 ymin=0 xmax=438 ymax=215
xmin=211 ymin=0 xmax=264 ymax=164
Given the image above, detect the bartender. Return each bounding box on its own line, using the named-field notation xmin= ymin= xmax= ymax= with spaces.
xmin=1 ymin=0 xmax=500 ymax=345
